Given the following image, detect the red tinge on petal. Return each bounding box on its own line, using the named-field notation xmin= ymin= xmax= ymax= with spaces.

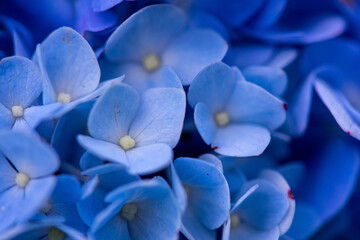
xmin=283 ymin=103 xmax=288 ymax=111
xmin=288 ymin=189 xmax=295 ymax=200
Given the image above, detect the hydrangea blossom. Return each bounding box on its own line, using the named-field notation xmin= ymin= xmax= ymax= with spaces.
xmin=0 ymin=131 xmax=59 ymax=232
xmin=100 ymin=4 xmax=228 ymax=92
xmin=0 ymin=56 xmax=61 ymax=131
xmin=187 ymin=62 xmax=287 ymax=157
xmin=77 ymin=83 xmax=186 ymax=174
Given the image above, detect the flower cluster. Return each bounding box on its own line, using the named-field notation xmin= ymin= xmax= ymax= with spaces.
xmin=0 ymin=1 xmax=360 ymax=240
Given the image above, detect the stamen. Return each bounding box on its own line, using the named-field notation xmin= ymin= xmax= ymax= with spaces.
xmin=230 ymin=213 xmax=240 ymax=228
xmin=143 ymin=54 xmax=160 ymax=72
xmin=215 ymin=111 xmax=230 ymax=126
xmin=119 ymin=135 xmax=135 ymax=150
xmin=121 ymin=203 xmax=138 ymax=221
xmin=11 ymin=106 xmax=24 ymax=118
xmin=57 ymin=92 xmax=71 ymax=104
xmin=48 ymin=227 xmax=65 ymax=240
xmin=15 ymin=173 xmax=30 ymax=188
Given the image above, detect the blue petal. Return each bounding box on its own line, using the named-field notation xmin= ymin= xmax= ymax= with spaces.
xmin=77 ymin=188 xmax=107 ymax=227
xmin=242 ymin=14 xmax=347 ymax=44
xmin=51 ymin=175 xmax=81 ymax=204
xmin=104 ymin=4 xmax=186 ymax=62
xmin=79 ymin=152 xmax=104 ymax=171
xmin=212 ymin=124 xmax=271 ymax=157
xmin=301 ymin=141 xmax=359 ymax=223
xmin=181 ymin=208 xmax=217 ymax=240
xmin=77 ymin=135 xmax=128 ymax=167
xmin=91 ymin=213 xmax=130 ymax=240
xmin=23 ymin=103 xmax=62 ymax=129
xmin=116 ymin=64 xmax=183 ymax=94
xmin=315 ymin=79 xmax=360 ymax=139
xmin=163 ymin=29 xmax=228 ymax=85
xmin=193 ymin=102 xmax=217 ymax=145
xmin=243 ymin=66 xmax=287 ymax=96
xmin=198 ymin=153 xmax=223 ymax=173
xmin=230 ymin=224 xmax=279 ymax=240
xmin=235 ymin=179 xmax=289 ymax=230
xmin=259 ymin=170 xmax=295 ymax=234
xmin=225 ymin=81 xmax=286 ymax=130
xmin=283 ymin=72 xmax=314 ymax=136
xmin=0 ymin=103 xmax=13 ymax=130
xmin=36 ymin=27 xmax=100 ymax=101
xmin=174 ymin=157 xmax=230 ymax=229
xmin=187 ymin=62 xmax=240 ymax=112
xmin=0 ymin=56 xmax=42 ymax=108
xmin=92 ymin=0 xmax=123 ymax=12
xmin=0 ymin=186 xmax=23 ymax=232
xmin=169 ymin=162 xmax=187 ymax=214
xmin=245 ymin=0 xmax=287 ymax=28
xmin=0 ymin=131 xmax=59 ymax=178
xmin=82 ymin=164 xmax=140 ymax=191
xmin=129 ymin=88 xmax=185 ymax=148
xmin=0 ymin=153 xmax=17 ymax=192
xmin=88 ymin=84 xmax=139 ymax=144
xmin=126 ymin=143 xmax=173 ymax=175
xmin=20 ymin=176 xmax=57 ymax=225
xmin=193 ymin=0 xmax=263 ymax=27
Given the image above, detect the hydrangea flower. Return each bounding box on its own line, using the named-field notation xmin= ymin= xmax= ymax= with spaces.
xmin=187 ymin=62 xmax=287 ymax=157
xmin=174 ymin=156 xmax=230 ymax=239
xmin=33 ymin=27 xmax=122 ymax=113
xmin=0 ymin=56 xmax=61 ymax=131
xmin=90 ymin=178 xmax=181 ymax=240
xmin=0 ymin=218 xmax=86 ymax=240
xmin=224 ymin=169 xmax=295 ymax=240
xmin=0 ymin=131 xmax=59 ymax=232
xmin=100 ymin=4 xmax=228 ymax=92
xmin=77 ymin=162 xmax=140 ymax=227
xmin=77 ymin=83 xmax=186 ymax=174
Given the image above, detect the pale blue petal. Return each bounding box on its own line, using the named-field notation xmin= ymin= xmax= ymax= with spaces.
xmin=129 ymin=88 xmax=186 ymax=148
xmin=0 ymin=56 xmax=42 ymax=108
xmin=236 ymin=179 xmax=289 ymax=230
xmin=20 ymin=176 xmax=57 ymax=224
xmin=212 ymin=124 xmax=271 ymax=157
xmin=163 ymin=29 xmax=228 ymax=85
xmin=120 ymin=64 xmax=183 ymax=94
xmin=198 ymin=153 xmax=223 ymax=173
xmin=23 ymin=102 xmax=62 ymax=129
xmin=104 ymin=4 xmax=186 ymax=62
xmin=315 ymin=79 xmax=360 ymax=139
xmin=230 ymin=224 xmax=279 ymax=240
xmin=194 ymin=103 xmax=217 ymax=145
xmin=88 ymin=84 xmax=139 ymax=144
xmin=77 ymin=135 xmax=128 ymax=167
xmin=0 ymin=103 xmax=14 ymax=130
xmin=37 ymin=27 xmax=100 ymax=100
xmin=0 ymin=153 xmax=17 ymax=192
xmin=126 ymin=143 xmax=173 ymax=175
xmin=225 ymin=81 xmax=286 ymax=129
xmin=0 ymin=186 xmax=23 ymax=232
xmin=243 ymin=66 xmax=287 ymax=96
xmin=0 ymin=131 xmax=59 ymax=178
xmin=175 ymin=157 xmax=230 ymax=229
xmin=187 ymin=62 xmax=239 ymax=112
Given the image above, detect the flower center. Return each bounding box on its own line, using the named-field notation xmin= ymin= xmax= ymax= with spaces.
xmin=48 ymin=227 xmax=65 ymax=240
xmin=57 ymin=92 xmax=71 ymax=104
xmin=119 ymin=135 xmax=135 ymax=150
xmin=11 ymin=105 xmax=24 ymax=118
xmin=230 ymin=213 xmax=240 ymax=228
xmin=215 ymin=111 xmax=230 ymax=126
xmin=121 ymin=203 xmax=138 ymax=221
xmin=143 ymin=54 xmax=160 ymax=72
xmin=15 ymin=173 xmax=30 ymax=188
